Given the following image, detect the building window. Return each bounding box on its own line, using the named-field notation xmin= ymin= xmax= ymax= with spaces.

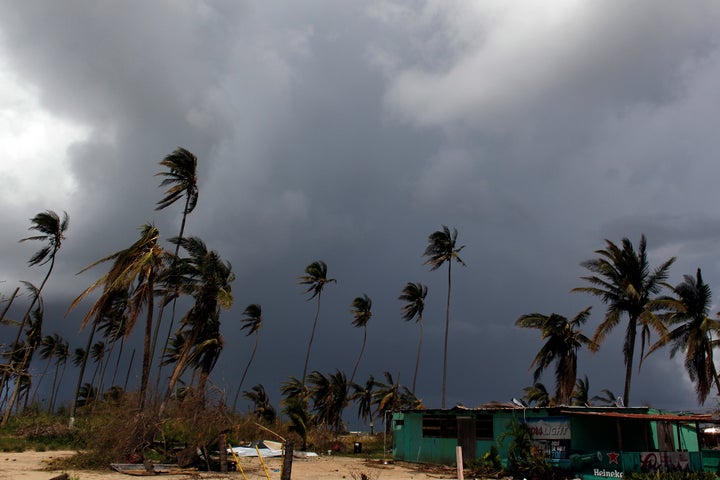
xmin=476 ymin=415 xmax=493 ymax=439
xmin=422 ymin=415 xmax=457 ymax=438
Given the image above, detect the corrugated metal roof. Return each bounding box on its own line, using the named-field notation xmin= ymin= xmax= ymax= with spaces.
xmin=560 ymin=410 xmax=718 ymax=422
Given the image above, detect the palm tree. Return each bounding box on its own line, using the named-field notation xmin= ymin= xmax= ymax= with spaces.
xmin=349 ymin=295 xmax=372 ymax=386
xmin=399 ymin=282 xmax=427 ymax=395
xmin=515 ymin=307 xmax=594 ymax=405
xmin=521 ymin=382 xmax=552 ymax=407
xmin=1 ymin=211 xmax=68 ymax=404
xmin=232 ymin=304 xmax=263 ymax=411
xmin=31 ymin=334 xmax=61 ymax=406
xmin=350 ymin=374 xmax=376 ymax=427
xmin=242 ymin=384 xmax=276 ymax=423
xmin=572 ymin=235 xmax=675 ymax=405
xmin=299 ymin=260 xmax=336 ymax=385
xmin=159 ymin=236 xmax=234 ymax=415
xmin=373 ymin=372 xmax=422 ymax=430
xmin=572 ymin=375 xmax=591 ymax=406
xmin=592 ymin=388 xmax=620 ymax=406
xmin=423 ymin=225 xmax=465 ymax=408
xmin=68 ymin=224 xmax=165 ymax=414
xmin=49 ymin=338 xmax=69 ymax=413
xmin=153 ymin=147 xmax=199 ymax=379
xmin=646 ymin=269 xmax=720 ymax=405
xmin=1 ymin=290 xmax=44 ymax=426
xmin=307 ymin=370 xmax=348 ymax=432
xmin=281 ymin=376 xmax=310 ymax=450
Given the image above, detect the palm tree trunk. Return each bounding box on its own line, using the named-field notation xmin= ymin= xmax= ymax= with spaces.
xmin=442 ymin=261 xmax=452 ymax=409
xmin=139 ymin=284 xmax=155 ymax=412
xmin=152 ymin=196 xmax=190 ymax=395
xmin=49 ymin=361 xmax=60 ymax=414
xmin=302 ymin=293 xmax=322 ymax=386
xmin=158 ymin=331 xmax=197 ymax=417
xmin=349 ymin=327 xmax=367 ymax=386
xmin=232 ymin=334 xmax=259 ymax=411
xmin=70 ymin=320 xmax=98 ymax=422
xmin=412 ymin=319 xmax=423 ymax=395
xmin=623 ymin=316 xmax=638 ymax=406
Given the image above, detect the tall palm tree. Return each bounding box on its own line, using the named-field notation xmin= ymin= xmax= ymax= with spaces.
xmin=31 ymin=334 xmax=60 ymax=406
xmin=399 ymin=282 xmax=428 ymax=395
xmin=68 ymin=224 xmax=165 ymax=415
xmin=423 ymin=225 xmax=465 ymax=408
xmin=232 ymin=304 xmax=263 ymax=411
xmin=1 ymin=211 xmax=68 ymax=402
xmin=153 ymin=147 xmax=199 ymax=379
xmin=646 ymin=269 xmax=720 ymax=405
xmin=159 ymin=236 xmax=234 ymax=415
xmin=515 ymin=307 xmax=594 ymax=405
xmin=299 ymin=260 xmax=336 ymax=385
xmin=572 ymin=235 xmax=675 ymax=405
xmin=349 ymin=295 xmax=372 ymax=386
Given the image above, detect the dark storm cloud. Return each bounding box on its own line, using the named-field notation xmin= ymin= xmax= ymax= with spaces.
xmin=2 ymin=0 xmax=720 ymax=415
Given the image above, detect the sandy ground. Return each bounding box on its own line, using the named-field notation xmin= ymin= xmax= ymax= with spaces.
xmin=0 ymin=450 xmax=459 ymax=480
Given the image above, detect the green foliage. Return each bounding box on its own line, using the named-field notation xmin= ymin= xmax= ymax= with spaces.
xmin=466 ymin=444 xmax=503 ymax=477
xmin=0 ymin=413 xmax=80 ymax=452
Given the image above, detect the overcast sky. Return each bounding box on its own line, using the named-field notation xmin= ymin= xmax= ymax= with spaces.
xmin=2 ymin=1 xmax=720 ymax=419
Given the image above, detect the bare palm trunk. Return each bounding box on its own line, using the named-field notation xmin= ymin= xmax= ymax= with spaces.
xmin=623 ymin=317 xmax=638 ymax=406
xmin=158 ymin=331 xmax=197 ymax=417
xmin=232 ymin=334 xmax=259 ymax=411
xmin=139 ymin=285 xmax=155 ymax=412
xmin=153 ymin=196 xmax=190 ymax=396
xmin=302 ymin=293 xmax=322 ymax=386
xmin=442 ymin=262 xmax=452 ymax=409
xmin=70 ymin=320 xmax=99 ymax=422
xmin=349 ymin=327 xmax=367 ymax=386
xmin=412 ymin=318 xmax=423 ymax=395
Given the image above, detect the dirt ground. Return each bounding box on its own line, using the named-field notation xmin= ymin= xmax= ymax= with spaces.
xmin=0 ymin=450 xmax=460 ymax=480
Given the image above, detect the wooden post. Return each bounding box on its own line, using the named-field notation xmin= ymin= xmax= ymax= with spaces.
xmin=281 ymin=441 xmax=294 ymax=480
xmin=456 ymin=446 xmax=464 ymax=480
xmin=219 ymin=434 xmax=228 ymax=472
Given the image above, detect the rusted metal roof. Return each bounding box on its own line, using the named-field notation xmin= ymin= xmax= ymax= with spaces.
xmin=560 ymin=410 xmax=718 ymax=423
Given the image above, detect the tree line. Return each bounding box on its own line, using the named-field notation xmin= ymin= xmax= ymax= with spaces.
xmin=516 ymin=235 xmax=720 ymax=409
xmin=0 ymin=147 xmax=466 ymax=436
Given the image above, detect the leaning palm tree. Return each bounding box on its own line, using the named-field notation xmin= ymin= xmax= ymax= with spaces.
xmin=572 ymin=235 xmax=675 ymax=405
xmin=159 ymin=236 xmax=234 ymax=416
xmin=399 ymin=282 xmax=428 ymax=395
xmin=153 ymin=147 xmax=199 ymax=379
xmin=646 ymin=269 xmax=720 ymax=405
xmin=232 ymin=304 xmax=263 ymax=411
xmin=68 ymin=224 xmax=165 ymax=415
xmin=423 ymin=226 xmax=465 ymax=408
xmin=515 ymin=307 xmax=594 ymax=405
xmin=349 ymin=295 xmax=372 ymax=386
xmin=1 ymin=211 xmax=68 ymax=401
xmin=299 ymin=260 xmax=336 ymax=386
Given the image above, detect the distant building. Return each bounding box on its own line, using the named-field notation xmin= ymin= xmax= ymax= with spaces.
xmin=391 ymin=405 xmax=720 ymax=478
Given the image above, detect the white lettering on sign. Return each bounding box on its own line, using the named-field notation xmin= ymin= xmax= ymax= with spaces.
xmin=593 ymin=469 xmax=624 ymax=478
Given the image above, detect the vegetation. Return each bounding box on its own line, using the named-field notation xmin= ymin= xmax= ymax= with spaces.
xmin=5 ymin=146 xmax=720 ymax=473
